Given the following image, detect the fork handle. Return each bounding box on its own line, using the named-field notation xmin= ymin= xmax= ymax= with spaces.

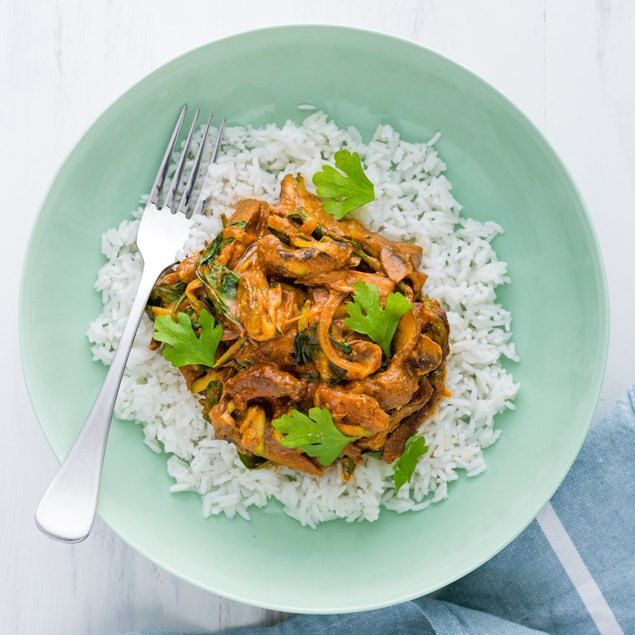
xmin=35 ymin=261 xmax=165 ymax=543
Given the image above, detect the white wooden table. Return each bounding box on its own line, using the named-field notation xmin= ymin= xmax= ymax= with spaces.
xmin=2 ymin=1 xmax=634 ymax=633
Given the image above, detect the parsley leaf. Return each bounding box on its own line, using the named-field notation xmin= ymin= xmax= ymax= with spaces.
xmin=153 ymin=309 xmax=222 ymax=368
xmin=393 ymin=434 xmax=429 ymax=492
xmin=272 ymin=407 xmax=360 ymax=466
xmin=344 ymin=282 xmax=412 ymax=356
xmin=312 ymin=149 xmax=375 ymax=219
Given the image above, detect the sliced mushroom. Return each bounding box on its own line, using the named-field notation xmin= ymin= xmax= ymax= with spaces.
xmin=314 ymin=385 xmax=390 ymax=437
xmin=223 ymin=364 xmax=307 ymax=410
xmin=258 ymin=234 xmax=353 ymax=278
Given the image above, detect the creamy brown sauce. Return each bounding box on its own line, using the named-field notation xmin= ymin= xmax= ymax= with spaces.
xmin=147 ymin=175 xmax=449 ymax=477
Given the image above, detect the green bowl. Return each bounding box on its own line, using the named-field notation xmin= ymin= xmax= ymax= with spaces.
xmin=20 ymin=26 xmax=608 ymax=613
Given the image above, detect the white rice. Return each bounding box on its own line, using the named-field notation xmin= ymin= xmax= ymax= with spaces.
xmin=87 ymin=112 xmax=519 ymax=527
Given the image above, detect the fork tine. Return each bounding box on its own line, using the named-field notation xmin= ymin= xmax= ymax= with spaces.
xmin=163 ymin=109 xmax=199 ymax=211
xmin=177 ymin=113 xmax=214 ymax=217
xmin=191 ymin=118 xmax=227 ymax=217
xmin=211 ymin=117 xmax=226 ymax=163
xmin=149 ymin=105 xmax=186 ymax=205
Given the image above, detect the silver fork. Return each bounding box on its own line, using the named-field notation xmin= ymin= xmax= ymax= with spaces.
xmin=35 ymin=106 xmax=226 ymax=543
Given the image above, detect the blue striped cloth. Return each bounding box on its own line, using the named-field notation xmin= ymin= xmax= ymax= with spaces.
xmin=129 ymin=385 xmax=635 ymax=635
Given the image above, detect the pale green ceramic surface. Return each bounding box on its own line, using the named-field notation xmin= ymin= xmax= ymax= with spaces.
xmin=20 ymin=26 xmax=608 ymax=613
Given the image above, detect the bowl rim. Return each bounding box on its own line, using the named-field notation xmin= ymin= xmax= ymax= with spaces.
xmin=19 ymin=24 xmax=610 ymax=612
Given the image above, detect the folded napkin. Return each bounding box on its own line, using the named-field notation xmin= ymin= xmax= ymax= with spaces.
xmin=128 ymin=386 xmax=635 ymax=635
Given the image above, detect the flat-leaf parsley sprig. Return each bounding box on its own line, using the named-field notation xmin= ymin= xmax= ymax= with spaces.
xmin=393 ymin=434 xmax=429 ymax=492
xmin=153 ymin=309 xmax=222 ymax=368
xmin=344 ymin=281 xmax=412 ymax=357
xmin=272 ymin=407 xmax=361 ymax=466
xmin=312 ymin=149 xmax=375 ymax=219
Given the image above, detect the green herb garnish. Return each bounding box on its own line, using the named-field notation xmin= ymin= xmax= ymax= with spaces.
xmin=204 ymin=380 xmax=223 ymax=409
xmin=198 ymin=233 xmax=227 ymax=267
xmin=287 ymin=208 xmax=307 ymax=224
xmin=329 ymin=334 xmax=352 ymax=355
xmin=219 ymin=269 xmax=240 ymax=299
xmin=197 ymin=263 xmax=241 ymax=325
xmin=393 ymin=434 xmax=429 ymax=492
xmin=291 ymin=326 xmax=319 ymax=365
xmin=149 ymin=281 xmax=187 ymax=306
xmin=153 ymin=309 xmax=221 ymax=368
xmin=312 ymin=149 xmax=375 ymax=219
xmin=272 ymin=407 xmax=360 ymax=466
xmin=344 ymin=282 xmax=412 ymax=356
xmin=237 ymin=453 xmax=271 ymax=470
xmin=326 ymin=361 xmax=348 ymax=384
